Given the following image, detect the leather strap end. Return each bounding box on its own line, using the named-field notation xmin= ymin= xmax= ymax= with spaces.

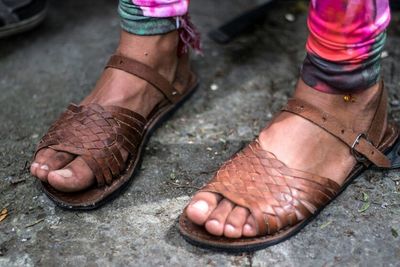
xmin=365 ymin=152 xmax=391 ymax=168
xmin=356 ymin=139 xmax=391 ymax=168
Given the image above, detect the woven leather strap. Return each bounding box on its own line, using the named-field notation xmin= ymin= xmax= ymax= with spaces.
xmin=106 ymin=55 xmax=181 ymax=103
xmin=200 ymin=83 xmax=390 ymax=236
xmin=36 ymin=54 xmax=182 ymax=187
xmin=36 ymin=103 xmax=146 ymax=187
xmin=200 ymin=141 xmax=341 ymax=236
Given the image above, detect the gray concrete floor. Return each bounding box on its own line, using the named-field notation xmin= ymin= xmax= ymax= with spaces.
xmin=1 ymin=1 xmax=400 ymax=266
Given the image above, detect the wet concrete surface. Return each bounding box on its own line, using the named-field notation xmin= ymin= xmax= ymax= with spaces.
xmin=0 ymin=0 xmax=400 ymax=266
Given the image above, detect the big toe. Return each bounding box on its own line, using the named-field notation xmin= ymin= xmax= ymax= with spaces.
xmin=186 ymin=192 xmax=221 ymax=225
xmin=47 ymin=157 xmax=95 ymax=192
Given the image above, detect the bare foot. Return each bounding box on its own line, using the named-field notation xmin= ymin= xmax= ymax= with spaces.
xmin=30 ymin=30 xmax=186 ymax=192
xmin=185 ymin=79 xmax=384 ymax=238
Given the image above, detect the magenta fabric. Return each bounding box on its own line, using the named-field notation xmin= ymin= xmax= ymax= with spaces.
xmin=303 ymin=0 xmax=391 ymax=92
xmin=132 ymin=0 xmax=189 ymax=17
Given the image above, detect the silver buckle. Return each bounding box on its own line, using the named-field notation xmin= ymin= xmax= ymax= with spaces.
xmin=350 ymin=133 xmax=370 ymax=162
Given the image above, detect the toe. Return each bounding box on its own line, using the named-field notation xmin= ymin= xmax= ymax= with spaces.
xmin=242 ymin=214 xmax=258 ymax=237
xmin=186 ymin=192 xmax=222 ymax=225
xmin=31 ymin=149 xmax=74 ymax=182
xmin=31 ymin=149 xmax=49 ymax=178
xmin=224 ymin=206 xmax=250 ymax=238
xmin=205 ymin=199 xmax=235 ymax=236
xmin=45 ymin=151 xmax=74 ymax=171
xmin=31 ymin=149 xmax=55 ymax=181
xmin=30 ymin=162 xmax=40 ymax=178
xmin=47 ymin=157 xmax=95 ymax=192
xmin=33 ymin=149 xmax=55 ymax=166
xmin=35 ymin=164 xmax=50 ymax=181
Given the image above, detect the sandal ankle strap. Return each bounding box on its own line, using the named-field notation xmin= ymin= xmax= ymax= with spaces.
xmin=106 ymin=54 xmax=182 ymax=103
xmin=282 ymin=82 xmax=391 ymax=168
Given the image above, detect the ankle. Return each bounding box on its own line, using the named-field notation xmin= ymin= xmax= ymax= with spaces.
xmin=119 ymin=33 xmax=178 ymax=51
xmin=294 ymin=79 xmax=384 ymax=132
xmin=115 ymin=30 xmax=180 ymax=84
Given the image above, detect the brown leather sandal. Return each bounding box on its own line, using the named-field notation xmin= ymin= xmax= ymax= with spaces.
xmin=34 ymin=53 xmax=198 ymax=210
xmin=179 ymin=81 xmax=399 ymax=252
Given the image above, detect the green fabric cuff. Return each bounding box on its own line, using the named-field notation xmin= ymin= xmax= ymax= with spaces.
xmin=118 ymin=0 xmax=178 ymax=35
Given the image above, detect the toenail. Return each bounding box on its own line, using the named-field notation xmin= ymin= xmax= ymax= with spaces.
xmin=243 ymin=224 xmax=253 ymax=232
xmin=225 ymin=224 xmax=235 ymax=233
xmin=191 ymin=200 xmax=209 ymax=214
xmin=40 ymin=165 xmax=49 ymax=171
xmin=31 ymin=162 xmax=39 ymax=168
xmin=53 ymin=169 xmax=73 ymax=178
xmin=207 ymin=219 xmax=220 ymax=227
